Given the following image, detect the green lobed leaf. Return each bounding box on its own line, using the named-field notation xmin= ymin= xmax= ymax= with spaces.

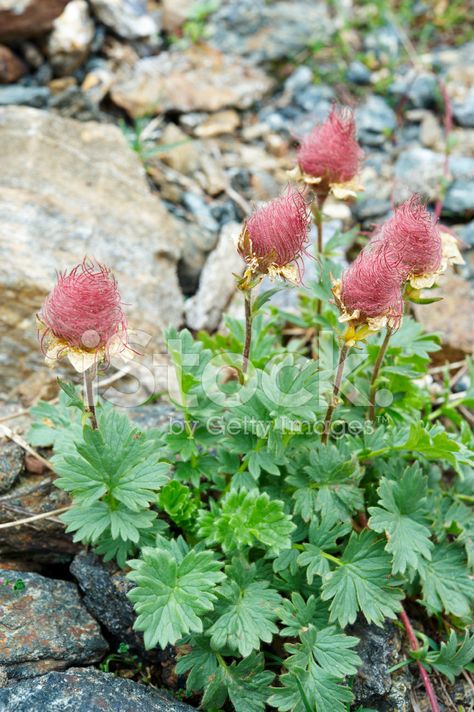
xmin=426 ymin=631 xmax=474 ymax=683
xmin=127 ymin=544 xmax=225 ymax=649
xmin=202 ymin=653 xmax=274 ymax=712
xmin=418 ymin=543 xmax=474 ymax=619
xmin=209 ymin=577 xmax=281 ymax=657
xmin=320 ymin=530 xmax=404 ymax=627
xmin=268 ymin=662 xmax=353 ymax=712
xmin=368 ymin=465 xmax=433 ymax=574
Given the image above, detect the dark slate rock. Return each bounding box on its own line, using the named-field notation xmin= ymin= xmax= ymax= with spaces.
xmin=70 ymin=551 xmax=144 ymax=654
xmin=346 ymin=60 xmax=371 ymax=85
xmin=0 ymin=440 xmax=23 ymax=494
xmin=0 ymin=668 xmax=196 ymax=711
xmin=348 ymin=619 xmax=411 ymax=711
xmin=453 ymin=88 xmax=474 ymax=128
xmin=390 ymin=70 xmax=438 ymax=109
xmin=356 ymin=95 xmax=397 ymax=146
xmin=0 ymin=570 xmax=108 ymax=680
xmin=0 ymin=85 xmax=49 ymax=108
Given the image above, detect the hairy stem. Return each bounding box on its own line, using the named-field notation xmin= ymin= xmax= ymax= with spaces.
xmin=242 ymin=290 xmax=253 ymax=375
xmin=368 ymin=326 xmax=393 ymax=422
xmin=399 ymin=605 xmax=441 ymax=712
xmin=312 ymin=203 xmax=324 ymax=256
xmin=83 ymin=367 xmax=98 ymax=430
xmin=322 ymin=342 xmax=349 ymax=445
xmin=311 ymin=197 xmax=326 ymax=357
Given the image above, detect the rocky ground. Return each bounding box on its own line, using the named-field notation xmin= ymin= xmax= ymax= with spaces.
xmin=0 ymin=0 xmax=474 ymax=710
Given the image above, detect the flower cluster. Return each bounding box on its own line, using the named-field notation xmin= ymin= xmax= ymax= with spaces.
xmin=37 ymin=260 xmax=129 ymax=372
xmin=237 ymin=186 xmax=310 ymax=286
xmin=334 ymin=195 xmax=463 ymax=343
xmin=290 ymin=106 xmax=364 ymax=199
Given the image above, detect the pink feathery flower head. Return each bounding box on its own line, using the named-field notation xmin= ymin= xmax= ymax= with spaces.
xmin=376 ymin=195 xmax=442 ymax=280
xmin=38 ymin=260 xmax=128 ymax=365
xmin=238 ymin=186 xmax=310 ymax=280
xmin=297 ymin=106 xmax=363 ymax=185
xmin=340 ymin=242 xmax=404 ymax=325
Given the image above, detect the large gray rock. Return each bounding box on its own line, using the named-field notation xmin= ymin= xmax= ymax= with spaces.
xmin=110 ymin=47 xmax=273 ymax=118
xmin=0 ymin=570 xmax=108 ymax=680
xmin=0 ymin=668 xmax=196 ymax=711
xmin=0 ymin=106 xmax=185 ymax=393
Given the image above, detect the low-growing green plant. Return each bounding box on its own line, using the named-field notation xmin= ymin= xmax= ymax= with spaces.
xmin=30 ymin=265 xmax=474 ymax=710
xmin=27 ymin=108 xmax=474 ymax=711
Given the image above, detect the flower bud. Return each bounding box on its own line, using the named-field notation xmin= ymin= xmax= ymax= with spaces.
xmin=295 ymin=107 xmax=363 ymax=196
xmin=375 ymin=196 xmax=442 ymax=286
xmin=237 ymin=187 xmax=310 ymax=284
xmin=335 ymin=242 xmax=404 ymax=335
xmin=37 ymin=260 xmax=128 ymax=372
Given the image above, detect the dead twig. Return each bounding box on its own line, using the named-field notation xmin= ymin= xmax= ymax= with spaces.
xmin=0 ymin=424 xmax=53 ymax=472
xmin=0 ymin=506 xmax=70 ymax=530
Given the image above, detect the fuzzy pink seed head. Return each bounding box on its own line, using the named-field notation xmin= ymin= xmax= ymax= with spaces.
xmin=297 ymin=106 xmax=363 ymax=184
xmin=377 ymin=195 xmax=442 ymax=279
xmin=239 ymin=186 xmax=310 ymax=276
xmin=340 ymin=242 xmax=404 ymax=323
xmin=38 ymin=260 xmax=127 ymax=356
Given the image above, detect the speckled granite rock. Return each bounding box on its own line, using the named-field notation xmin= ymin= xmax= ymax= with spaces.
xmin=0 ymin=668 xmax=196 ymax=711
xmin=0 ymin=441 xmax=23 ymax=494
xmin=0 ymin=570 xmax=108 ymax=680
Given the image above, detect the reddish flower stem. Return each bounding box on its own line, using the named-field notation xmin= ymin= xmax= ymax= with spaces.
xmin=322 ymin=342 xmax=349 ymax=444
xmin=368 ymin=326 xmax=393 ymax=422
xmin=399 ymin=605 xmax=441 ymax=712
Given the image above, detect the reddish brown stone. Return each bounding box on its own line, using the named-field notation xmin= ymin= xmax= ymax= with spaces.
xmin=0 ymin=569 xmax=108 ymax=679
xmin=0 ymin=0 xmax=70 ymax=41
xmin=0 ymin=45 xmax=25 ymax=83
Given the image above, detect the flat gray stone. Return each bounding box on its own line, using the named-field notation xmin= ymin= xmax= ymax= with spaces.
xmin=0 ymin=668 xmax=196 ymax=711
